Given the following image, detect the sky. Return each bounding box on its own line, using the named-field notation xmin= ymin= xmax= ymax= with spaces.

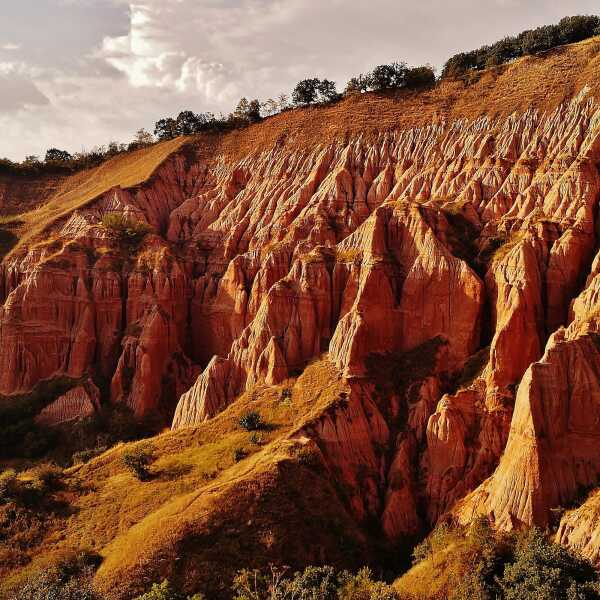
xmin=0 ymin=0 xmax=599 ymax=160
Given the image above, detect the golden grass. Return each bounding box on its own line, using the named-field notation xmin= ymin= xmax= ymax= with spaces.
xmin=2 ymin=137 xmax=188 ymax=258
xmin=393 ymin=534 xmax=469 ymax=599
xmin=0 ymin=359 xmax=350 ymax=597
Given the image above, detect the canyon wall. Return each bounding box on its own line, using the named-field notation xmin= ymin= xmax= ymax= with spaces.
xmin=2 ymin=38 xmax=600 ymax=553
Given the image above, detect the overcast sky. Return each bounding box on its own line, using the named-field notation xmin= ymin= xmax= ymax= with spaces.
xmin=1 ymin=0 xmax=598 ymax=160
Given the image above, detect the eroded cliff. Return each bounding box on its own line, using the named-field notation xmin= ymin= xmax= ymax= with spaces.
xmin=3 ymin=35 xmax=600 ymax=589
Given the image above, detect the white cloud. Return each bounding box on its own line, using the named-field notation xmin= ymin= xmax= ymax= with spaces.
xmin=1 ymin=0 xmax=600 ymax=160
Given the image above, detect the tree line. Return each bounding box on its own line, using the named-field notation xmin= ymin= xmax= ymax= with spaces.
xmin=2 ymin=14 xmax=598 ymax=175
xmin=442 ymin=14 xmax=600 ymax=78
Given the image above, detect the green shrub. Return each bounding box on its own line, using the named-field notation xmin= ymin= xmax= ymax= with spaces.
xmin=122 ymin=443 xmax=154 ymax=480
xmin=338 ymin=567 xmax=399 ymax=600
xmin=133 ymin=579 xmax=204 ymax=600
xmin=499 ymin=528 xmax=599 ymax=600
xmin=101 ymin=213 xmax=152 ymax=248
xmin=238 ymin=411 xmax=264 ymax=431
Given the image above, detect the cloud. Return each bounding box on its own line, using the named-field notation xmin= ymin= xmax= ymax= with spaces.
xmin=1 ymin=0 xmax=600 ymax=160
xmin=0 ymin=63 xmax=48 ymax=112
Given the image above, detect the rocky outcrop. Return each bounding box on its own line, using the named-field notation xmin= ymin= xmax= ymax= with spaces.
xmin=5 ymin=43 xmax=600 ymax=554
xmin=35 ymin=381 xmax=100 ymax=426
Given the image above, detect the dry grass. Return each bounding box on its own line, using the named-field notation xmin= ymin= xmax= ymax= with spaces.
xmin=211 ymin=36 xmax=600 ymax=161
xmin=1 ymin=137 xmax=188 ymax=257
xmin=0 ymin=359 xmax=352 ymax=598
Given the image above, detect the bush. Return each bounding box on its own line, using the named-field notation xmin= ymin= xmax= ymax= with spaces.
xmin=249 ymin=432 xmax=263 ymax=445
xmin=133 ymin=579 xmax=204 ymax=600
xmin=10 ymin=551 xmax=102 ymax=600
xmin=233 ymin=447 xmax=247 ymax=463
xmin=238 ymin=411 xmax=264 ymax=431
xmin=27 ymin=463 xmax=63 ymax=494
xmin=122 ymin=443 xmax=154 ymax=480
xmin=0 ymin=468 xmax=19 ymax=503
xmin=499 ymin=528 xmax=599 ymax=600
xmin=101 ymin=213 xmax=152 ymax=248
xmin=404 ymin=66 xmax=436 ymax=88
xmin=338 ymin=567 xmax=399 ymax=600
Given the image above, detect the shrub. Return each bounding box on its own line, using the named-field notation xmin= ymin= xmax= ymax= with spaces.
xmin=0 ymin=468 xmax=19 ymax=502
xmin=345 ymin=75 xmax=369 ymax=94
xmin=10 ymin=551 xmax=102 ymax=600
xmin=404 ymin=65 xmax=436 ymax=88
xmin=26 ymin=463 xmax=63 ymax=495
xmin=233 ymin=447 xmax=247 ymax=463
xmin=122 ymin=443 xmax=154 ymax=480
xmin=72 ymin=446 xmax=107 ymax=464
xmin=338 ymin=567 xmax=399 ymax=600
xmin=249 ymin=432 xmax=263 ymax=446
xmin=499 ymin=528 xmax=599 ymax=600
xmin=101 ymin=213 xmax=152 ymax=249
xmin=133 ymin=579 xmax=204 ymax=600
xmin=238 ymin=411 xmax=264 ymax=431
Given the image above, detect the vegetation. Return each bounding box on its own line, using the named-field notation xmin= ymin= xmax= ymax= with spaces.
xmin=442 ymin=15 xmax=600 ymax=78
xmin=100 ymin=213 xmax=153 ymax=249
xmin=7 ymin=551 xmax=102 ymax=600
xmin=132 ymin=580 xmax=203 ymax=600
xmin=3 ymin=14 xmax=598 ymax=174
xmin=0 ymin=129 xmax=156 ymax=177
xmin=397 ymin=518 xmax=600 ymax=600
xmin=238 ymin=411 xmax=264 ymax=431
xmin=122 ymin=442 xmax=155 ymax=481
xmin=232 ymin=565 xmax=399 ymax=600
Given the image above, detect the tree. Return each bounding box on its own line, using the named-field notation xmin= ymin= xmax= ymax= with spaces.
xmin=344 ymin=75 xmax=369 ymax=95
xmin=557 ymin=15 xmax=600 ymax=44
xmin=175 ymin=110 xmax=202 ymax=135
xmin=485 ymin=36 xmax=521 ymax=67
xmin=499 ymin=528 xmax=599 ymax=600
xmin=260 ymin=98 xmax=279 ymax=117
xmin=233 ymin=98 xmax=262 ymax=123
xmin=366 ymin=62 xmax=408 ymax=90
xmin=45 ymin=148 xmax=72 ymax=163
xmin=405 ymin=65 xmax=436 ymax=88
xmin=317 ymin=79 xmax=339 ymax=103
xmin=154 ymin=117 xmax=179 ymax=141
xmin=277 ymin=93 xmax=290 ymax=111
xmin=292 ymin=78 xmax=320 ymax=105
xmin=133 ymin=128 xmax=154 ymax=147
xmin=519 ymin=25 xmax=561 ymax=55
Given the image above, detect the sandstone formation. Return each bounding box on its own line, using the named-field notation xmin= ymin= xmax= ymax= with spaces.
xmin=3 ymin=37 xmax=600 ymax=562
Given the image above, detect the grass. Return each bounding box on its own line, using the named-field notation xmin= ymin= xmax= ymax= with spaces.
xmin=1 ymin=137 xmax=188 ymax=258
xmin=0 ymin=359 xmax=355 ymax=599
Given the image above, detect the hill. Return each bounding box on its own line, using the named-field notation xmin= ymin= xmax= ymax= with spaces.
xmin=2 ymin=34 xmax=600 ymax=598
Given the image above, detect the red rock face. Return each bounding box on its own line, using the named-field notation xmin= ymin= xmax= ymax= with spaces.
xmin=4 ymin=79 xmax=600 ymax=547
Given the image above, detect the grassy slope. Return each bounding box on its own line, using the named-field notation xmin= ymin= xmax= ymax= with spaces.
xmin=0 ymin=137 xmax=188 ymax=258
xmin=1 ymin=360 xmax=365 ymax=599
